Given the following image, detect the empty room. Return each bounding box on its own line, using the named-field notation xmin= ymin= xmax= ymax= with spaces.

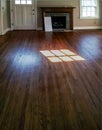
xmin=0 ymin=0 xmax=102 ymax=130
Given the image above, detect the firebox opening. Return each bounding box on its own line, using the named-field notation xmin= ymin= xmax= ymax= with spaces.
xmin=51 ymin=16 xmax=66 ymax=30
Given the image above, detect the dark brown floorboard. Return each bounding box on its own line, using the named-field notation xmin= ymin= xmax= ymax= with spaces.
xmin=0 ymin=30 xmax=102 ymax=130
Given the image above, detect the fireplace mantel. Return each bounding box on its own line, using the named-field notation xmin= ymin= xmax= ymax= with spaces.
xmin=41 ymin=7 xmax=75 ymax=31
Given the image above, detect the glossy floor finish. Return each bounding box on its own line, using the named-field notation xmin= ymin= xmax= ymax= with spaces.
xmin=0 ymin=30 xmax=102 ymax=130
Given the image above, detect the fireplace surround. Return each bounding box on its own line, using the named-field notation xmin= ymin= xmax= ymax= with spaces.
xmin=41 ymin=7 xmax=75 ymax=31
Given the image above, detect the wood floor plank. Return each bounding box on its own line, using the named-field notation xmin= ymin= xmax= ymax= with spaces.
xmin=0 ymin=30 xmax=102 ymax=130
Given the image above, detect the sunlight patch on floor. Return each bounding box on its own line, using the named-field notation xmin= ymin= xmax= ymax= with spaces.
xmin=40 ymin=49 xmax=85 ymax=63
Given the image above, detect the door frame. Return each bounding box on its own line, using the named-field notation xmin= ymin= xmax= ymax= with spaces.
xmin=0 ymin=0 xmax=6 ymax=35
xmin=10 ymin=0 xmax=37 ymax=30
xmin=0 ymin=0 xmax=2 ymax=35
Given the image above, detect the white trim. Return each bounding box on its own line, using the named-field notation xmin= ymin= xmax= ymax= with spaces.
xmin=0 ymin=1 xmax=1 ymax=35
xmin=0 ymin=1 xmax=12 ymax=35
xmin=37 ymin=26 xmax=102 ymax=31
xmin=10 ymin=0 xmax=14 ymax=31
xmin=35 ymin=0 xmax=37 ymax=30
xmin=80 ymin=0 xmax=99 ymax=19
xmin=1 ymin=0 xmax=4 ymax=35
xmin=80 ymin=16 xmax=99 ymax=20
xmin=1 ymin=28 xmax=11 ymax=35
xmin=74 ymin=26 xmax=102 ymax=30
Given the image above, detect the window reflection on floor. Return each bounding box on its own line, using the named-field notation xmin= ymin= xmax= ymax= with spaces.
xmin=40 ymin=49 xmax=85 ymax=63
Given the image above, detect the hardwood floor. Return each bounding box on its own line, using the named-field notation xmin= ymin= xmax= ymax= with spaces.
xmin=0 ymin=30 xmax=102 ymax=130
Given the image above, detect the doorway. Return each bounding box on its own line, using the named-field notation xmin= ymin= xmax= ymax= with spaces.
xmin=11 ymin=0 xmax=37 ymax=30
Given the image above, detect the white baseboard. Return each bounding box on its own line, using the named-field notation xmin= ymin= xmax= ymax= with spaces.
xmin=37 ymin=26 xmax=102 ymax=31
xmin=1 ymin=26 xmax=101 ymax=35
xmin=1 ymin=28 xmax=11 ymax=35
xmin=74 ymin=26 xmax=102 ymax=30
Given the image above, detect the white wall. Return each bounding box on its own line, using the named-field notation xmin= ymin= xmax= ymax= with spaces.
xmin=0 ymin=0 xmax=102 ymax=35
xmin=0 ymin=0 xmax=10 ymax=35
xmin=37 ymin=0 xmax=102 ymax=29
xmin=0 ymin=1 xmax=2 ymax=35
